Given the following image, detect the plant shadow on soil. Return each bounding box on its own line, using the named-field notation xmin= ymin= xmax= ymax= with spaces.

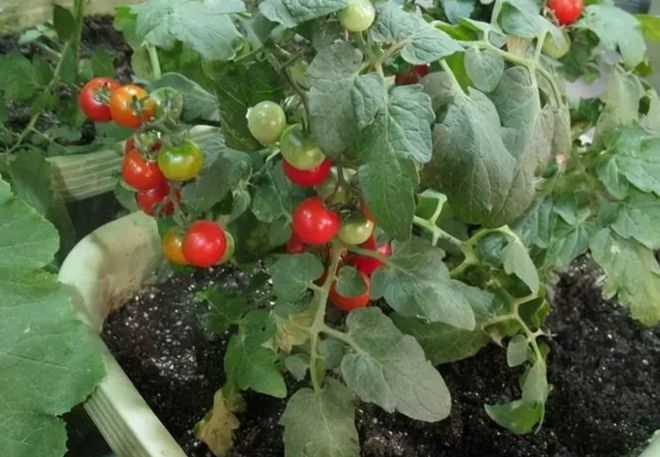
xmin=102 ymin=258 xmax=660 ymax=457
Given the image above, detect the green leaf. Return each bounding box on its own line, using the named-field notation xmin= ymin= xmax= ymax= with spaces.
xmin=284 ymin=354 xmax=309 ymax=381
xmin=590 ymin=228 xmax=660 ymax=326
xmin=198 ymin=286 xmax=250 ymax=334
xmin=252 ymin=162 xmax=306 ymax=223
xmin=636 ymin=14 xmax=660 ymax=41
xmin=149 ymin=73 xmax=220 ymax=122
xmin=53 ymin=5 xmax=74 ymax=40
xmin=90 ymin=49 xmax=116 ymax=78
xmin=0 ymin=53 xmax=39 ymax=100
xmin=182 ymin=132 xmax=252 ymax=212
xmin=213 ymin=60 xmax=286 ymax=151
xmin=280 ymin=379 xmax=359 ymax=457
xmin=193 ymin=388 xmax=240 ymax=456
xmin=260 ymin=0 xmax=348 ymax=28
xmin=371 ymin=3 xmax=462 ymax=65
xmin=224 ymin=332 xmax=287 ymax=398
xmin=485 ymin=399 xmax=543 ymax=435
xmin=271 ymin=253 xmax=324 ymax=303
xmin=441 ymin=0 xmax=476 ymax=24
xmin=0 ymin=179 xmax=104 ymax=457
xmin=371 ymin=238 xmax=475 ymax=328
xmin=131 ymin=0 xmax=245 ymax=61
xmin=425 ymin=88 xmax=517 ymax=225
xmin=602 ymin=127 xmax=660 ymax=196
xmin=506 ymin=334 xmax=528 ymax=367
xmin=542 ymin=218 xmax=594 ymax=270
xmin=464 ymin=48 xmax=504 ymax=92
xmin=576 ymin=5 xmax=646 ymax=68
xmin=8 ymin=149 xmax=76 ymax=259
xmin=335 ymin=266 xmax=367 ymax=296
xmin=595 ymin=66 xmax=643 ymax=137
xmin=341 ymin=308 xmax=451 ymax=422
xmin=497 ymin=0 xmax=548 ymax=39
xmin=502 ymin=238 xmax=539 ymax=293
xmin=611 ymin=192 xmax=660 ymax=250
xmin=307 ymin=42 xmax=384 ymax=157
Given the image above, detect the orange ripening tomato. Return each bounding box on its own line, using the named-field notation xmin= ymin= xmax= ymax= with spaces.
xmin=110 ymin=84 xmax=155 ymax=129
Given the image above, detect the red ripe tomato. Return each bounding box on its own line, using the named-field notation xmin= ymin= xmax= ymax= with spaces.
xmin=286 ymin=231 xmax=306 ymax=254
xmin=122 ymin=148 xmax=166 ymax=191
xmin=292 ymin=197 xmax=340 ymax=245
xmin=110 ymin=84 xmax=155 ymax=129
xmin=79 ymin=77 xmax=120 ymax=122
xmin=283 ymin=158 xmax=332 ymax=188
xmin=547 ymin=0 xmax=583 ymax=25
xmin=348 ymin=239 xmax=392 ymax=276
xmin=394 ymin=65 xmax=430 ymax=86
xmin=182 ymin=221 xmax=228 ymax=268
xmin=136 ymin=184 xmax=176 ymax=216
xmin=329 ymin=270 xmax=371 ymax=312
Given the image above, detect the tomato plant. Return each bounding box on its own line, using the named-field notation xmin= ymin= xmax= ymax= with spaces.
xmin=157 ymin=141 xmax=204 ymax=181
xmin=121 ymin=148 xmax=166 ymax=191
xmin=79 ymin=77 xmax=120 ymax=122
xmin=64 ymin=1 xmax=660 ymax=456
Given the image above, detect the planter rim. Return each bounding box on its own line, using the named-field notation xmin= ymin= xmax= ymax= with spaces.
xmin=59 ymin=213 xmax=660 ymax=457
xmin=59 ymin=212 xmax=187 ymax=457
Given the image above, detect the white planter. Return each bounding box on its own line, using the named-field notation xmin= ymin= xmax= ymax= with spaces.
xmin=59 ymin=212 xmax=660 ymax=457
xmin=59 ymin=212 xmax=187 ymax=457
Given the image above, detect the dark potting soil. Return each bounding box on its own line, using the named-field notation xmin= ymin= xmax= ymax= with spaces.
xmin=102 ymin=258 xmax=660 ymax=457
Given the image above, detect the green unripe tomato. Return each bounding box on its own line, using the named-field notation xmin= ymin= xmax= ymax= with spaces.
xmin=246 ymin=101 xmax=287 ymax=145
xmin=150 ymin=87 xmax=184 ymax=122
xmin=317 ymin=167 xmax=356 ymax=206
xmin=542 ymin=30 xmax=571 ymax=60
xmin=158 ymin=141 xmax=204 ymax=181
xmin=338 ymin=0 xmax=376 ymax=33
xmin=280 ymin=124 xmax=326 ymax=171
xmin=339 ymin=214 xmax=374 ymax=245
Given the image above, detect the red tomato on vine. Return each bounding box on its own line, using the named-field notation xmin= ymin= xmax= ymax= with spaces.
xmin=79 ymin=77 xmax=120 ymax=122
xmin=329 ymin=270 xmax=371 ymax=311
xmin=292 ymin=197 xmax=340 ymax=245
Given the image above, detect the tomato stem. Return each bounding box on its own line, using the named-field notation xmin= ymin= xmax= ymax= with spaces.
xmin=147 ymin=45 xmax=162 ymax=79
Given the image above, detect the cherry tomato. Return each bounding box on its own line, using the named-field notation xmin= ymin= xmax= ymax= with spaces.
xmin=286 ymin=231 xmax=306 ymax=254
xmin=136 ymin=184 xmax=176 ymax=216
xmin=280 ymin=124 xmax=326 ymax=171
xmin=394 ymin=65 xmax=430 ymax=86
xmin=329 ymin=270 xmax=371 ymax=312
xmin=338 ymin=0 xmax=376 ymax=33
xmin=338 ymin=214 xmax=374 ymax=246
xmin=110 ymin=84 xmax=155 ymax=129
xmin=79 ymin=77 xmax=120 ymax=122
xmin=348 ymin=239 xmax=392 ymax=276
xmin=292 ymin=197 xmax=340 ymax=245
xmin=543 ymin=29 xmax=571 ymax=59
xmin=283 ymin=158 xmax=332 ymax=188
xmin=547 ymin=0 xmax=583 ymax=25
xmin=247 ymin=101 xmax=287 ymax=145
xmin=162 ymin=230 xmax=189 ymax=266
xmin=150 ymin=87 xmax=184 ymax=121
xmin=122 ymin=148 xmax=166 ymax=191
xmin=182 ymin=221 xmax=227 ymax=268
xmin=158 ymin=142 xmax=204 ymax=182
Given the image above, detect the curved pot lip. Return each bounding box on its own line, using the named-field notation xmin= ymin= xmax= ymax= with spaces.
xmin=58 ymin=214 xmax=659 ymax=457
xmin=59 ymin=212 xmax=187 ymax=457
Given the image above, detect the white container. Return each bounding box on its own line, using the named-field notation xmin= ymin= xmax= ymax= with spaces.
xmin=59 ymin=212 xmax=660 ymax=457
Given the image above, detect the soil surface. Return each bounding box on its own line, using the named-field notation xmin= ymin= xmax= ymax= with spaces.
xmin=102 ymin=258 xmax=660 ymax=457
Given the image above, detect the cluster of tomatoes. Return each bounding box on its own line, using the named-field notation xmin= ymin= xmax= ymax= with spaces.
xmin=247 ymin=100 xmax=392 ymax=312
xmin=80 ymin=78 xmax=231 ymax=269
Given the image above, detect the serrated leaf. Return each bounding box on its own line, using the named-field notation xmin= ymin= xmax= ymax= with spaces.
xmin=149 ymin=72 xmax=220 ymax=122
xmin=441 ymin=0 xmax=476 ymax=24
xmin=224 ymin=333 xmax=287 ymax=398
xmin=0 ymin=53 xmax=39 ymax=100
xmin=576 ymin=5 xmax=646 ymax=68
xmin=131 ymin=0 xmax=244 ymax=61
xmin=611 ymin=192 xmax=660 ymax=250
xmin=280 ymin=379 xmax=359 ymax=457
xmin=371 ymin=3 xmax=462 ymax=64
xmin=497 ymin=0 xmax=548 ymax=39
xmin=464 ymin=48 xmax=504 ymax=92
xmin=260 ymin=0 xmax=348 ymax=28
xmin=506 ymin=334 xmax=528 ymax=367
xmin=90 ymin=49 xmax=116 ymax=78
xmin=371 ymin=238 xmax=475 ymax=328
xmin=307 ymin=42 xmax=384 ymax=157
xmin=542 ymin=218 xmax=594 ymax=270
xmin=590 ymin=228 xmax=660 ymax=326
xmin=596 ymin=66 xmax=643 ymax=137
xmin=341 ymin=308 xmax=451 ymax=422
xmin=252 ymin=163 xmax=305 ymax=223
xmin=602 ymin=127 xmax=660 ymax=196
xmin=0 ymin=179 xmax=104 ymax=457
xmin=271 ymin=253 xmax=324 ymax=303
xmin=502 ymin=238 xmax=539 ymax=293
xmin=198 ymin=286 xmax=249 ymax=334
xmin=194 ymin=388 xmax=240 ymax=456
